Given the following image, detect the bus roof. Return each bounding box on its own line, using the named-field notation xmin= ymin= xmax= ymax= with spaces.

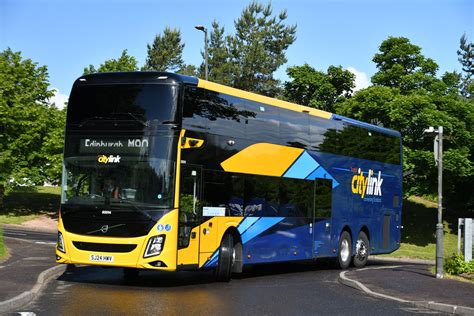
xmin=76 ymin=71 xmax=401 ymax=137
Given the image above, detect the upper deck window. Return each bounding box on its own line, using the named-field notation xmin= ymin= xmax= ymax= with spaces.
xmin=67 ymin=84 xmax=178 ymax=128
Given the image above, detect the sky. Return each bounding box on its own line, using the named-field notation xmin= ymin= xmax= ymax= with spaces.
xmin=1 ymin=0 xmax=473 ymax=109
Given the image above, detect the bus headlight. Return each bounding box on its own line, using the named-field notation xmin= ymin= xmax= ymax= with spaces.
xmin=144 ymin=235 xmax=166 ymax=258
xmin=57 ymin=232 xmax=66 ymax=253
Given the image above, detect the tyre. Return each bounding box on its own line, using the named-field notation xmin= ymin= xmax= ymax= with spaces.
xmin=336 ymin=231 xmax=352 ymax=269
xmin=353 ymin=231 xmax=369 ymax=268
xmin=123 ymin=268 xmax=139 ymax=280
xmin=215 ymin=233 xmax=235 ymax=282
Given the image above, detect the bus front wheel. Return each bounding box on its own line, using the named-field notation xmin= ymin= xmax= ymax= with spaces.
xmin=337 ymin=231 xmax=352 ymax=269
xmin=215 ymin=233 xmax=234 ymax=282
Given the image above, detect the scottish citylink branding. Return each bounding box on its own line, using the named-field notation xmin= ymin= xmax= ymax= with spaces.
xmin=351 ymin=168 xmax=384 ymax=202
xmin=97 ymin=154 xmax=121 ymax=164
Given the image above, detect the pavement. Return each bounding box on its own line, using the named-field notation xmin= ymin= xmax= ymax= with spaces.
xmin=340 ymin=258 xmax=474 ymax=315
xmin=0 ymin=226 xmax=65 ymax=314
xmin=1 ymin=226 xmax=474 ymax=315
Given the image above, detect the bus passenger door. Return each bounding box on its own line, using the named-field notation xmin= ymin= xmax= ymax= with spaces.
xmin=177 ymin=164 xmax=202 ymax=267
xmin=313 ymin=179 xmax=333 ymax=257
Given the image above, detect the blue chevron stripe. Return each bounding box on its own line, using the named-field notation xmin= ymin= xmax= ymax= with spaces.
xmin=241 ymin=217 xmax=285 ymax=244
xmin=203 ymin=250 xmax=219 ymax=268
xmin=237 ymin=217 xmax=260 ymax=235
xmin=283 ymin=151 xmax=319 ymax=179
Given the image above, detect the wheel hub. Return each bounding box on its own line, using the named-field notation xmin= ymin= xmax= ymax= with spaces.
xmin=340 ymin=239 xmax=350 ymax=262
xmin=355 ymin=239 xmax=367 ymax=261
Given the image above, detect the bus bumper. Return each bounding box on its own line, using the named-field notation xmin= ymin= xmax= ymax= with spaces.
xmin=55 ymin=213 xmax=178 ymax=271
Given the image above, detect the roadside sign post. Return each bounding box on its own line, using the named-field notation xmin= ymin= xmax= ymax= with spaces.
xmin=435 ymin=126 xmax=443 ymax=279
xmin=424 ymin=126 xmax=444 ymax=279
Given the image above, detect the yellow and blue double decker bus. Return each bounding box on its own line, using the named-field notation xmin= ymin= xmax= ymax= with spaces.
xmin=56 ymin=72 xmax=402 ymax=281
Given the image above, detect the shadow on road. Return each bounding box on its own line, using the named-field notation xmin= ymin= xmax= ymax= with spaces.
xmin=57 ymin=259 xmax=343 ymax=288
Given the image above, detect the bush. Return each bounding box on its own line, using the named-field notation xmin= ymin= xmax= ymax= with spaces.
xmin=444 ymin=254 xmax=474 ymax=275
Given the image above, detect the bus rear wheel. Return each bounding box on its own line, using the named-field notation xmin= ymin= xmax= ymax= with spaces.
xmin=353 ymin=231 xmax=369 ymax=268
xmin=215 ymin=233 xmax=235 ymax=282
xmin=336 ymin=231 xmax=352 ymax=269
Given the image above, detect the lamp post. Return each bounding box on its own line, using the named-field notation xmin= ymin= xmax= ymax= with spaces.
xmin=194 ymin=25 xmax=208 ymax=80
xmin=424 ymin=126 xmax=444 ymax=279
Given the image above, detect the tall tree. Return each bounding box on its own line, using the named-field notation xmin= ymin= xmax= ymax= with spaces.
xmin=457 ymin=33 xmax=474 ymax=98
xmin=143 ymin=27 xmax=185 ymax=72
xmin=228 ymin=1 xmax=296 ymax=96
xmin=284 ymin=64 xmax=355 ymax=112
xmin=371 ymin=37 xmax=438 ymax=93
xmin=335 ymin=37 xmax=474 ymax=214
xmin=200 ymin=20 xmax=234 ymax=85
xmin=83 ymin=49 xmax=138 ymax=74
xmin=0 ymin=49 xmax=64 ymax=206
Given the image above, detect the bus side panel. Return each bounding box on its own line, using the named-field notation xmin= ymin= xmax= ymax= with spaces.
xmin=241 ymin=217 xmax=313 ymax=264
xmin=311 ymin=152 xmax=402 ymax=256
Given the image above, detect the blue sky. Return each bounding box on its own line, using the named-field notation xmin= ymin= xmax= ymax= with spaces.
xmin=1 ymin=0 xmax=473 ymax=107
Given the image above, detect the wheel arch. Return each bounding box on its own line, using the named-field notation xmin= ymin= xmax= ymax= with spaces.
xmin=359 ymin=225 xmax=370 ymax=242
xmin=340 ymin=225 xmax=353 ymax=241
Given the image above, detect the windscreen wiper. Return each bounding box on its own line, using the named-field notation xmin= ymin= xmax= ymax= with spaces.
xmin=78 ymin=116 xmax=105 ymax=127
xmin=110 ymin=112 xmax=149 ymax=127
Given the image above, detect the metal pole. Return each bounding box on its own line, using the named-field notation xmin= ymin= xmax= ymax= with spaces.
xmin=204 ymin=29 xmax=208 ymax=81
xmin=435 ymin=126 xmax=444 ymax=279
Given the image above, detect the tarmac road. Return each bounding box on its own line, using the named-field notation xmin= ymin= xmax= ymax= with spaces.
xmin=16 ymin=261 xmax=444 ymax=315
xmin=1 ymin=229 xmax=452 ymax=315
xmin=3 ymin=227 xmax=56 ymax=243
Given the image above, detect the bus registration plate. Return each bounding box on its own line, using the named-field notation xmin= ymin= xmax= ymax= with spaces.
xmin=89 ymin=254 xmax=114 ymax=262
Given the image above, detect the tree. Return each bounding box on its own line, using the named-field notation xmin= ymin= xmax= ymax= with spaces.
xmin=83 ymin=49 xmax=138 ymax=74
xmin=0 ymin=48 xmax=64 ymax=206
xmin=372 ymin=37 xmax=438 ymax=93
xmin=335 ymin=37 xmax=474 ymax=214
xmin=284 ymin=64 xmax=355 ymax=112
xmin=200 ymin=20 xmax=234 ymax=85
xmin=143 ymin=27 xmax=185 ymax=72
xmin=227 ymin=1 xmax=297 ymax=96
xmin=457 ymin=33 xmax=474 ymax=98
xmin=178 ymin=64 xmax=199 ymax=77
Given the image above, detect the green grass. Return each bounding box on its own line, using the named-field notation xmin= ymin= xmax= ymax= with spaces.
xmin=0 ymin=186 xmax=60 ymax=225
xmin=383 ymin=196 xmax=458 ymax=260
xmin=0 ymin=227 xmax=5 ymax=260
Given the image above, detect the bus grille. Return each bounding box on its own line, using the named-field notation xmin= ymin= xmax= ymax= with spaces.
xmin=73 ymin=241 xmax=137 ymax=253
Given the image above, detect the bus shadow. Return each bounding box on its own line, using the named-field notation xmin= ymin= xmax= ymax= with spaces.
xmin=56 ymin=260 xmax=340 ymax=288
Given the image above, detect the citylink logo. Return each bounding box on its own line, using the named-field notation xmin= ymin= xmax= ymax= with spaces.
xmin=97 ymin=154 xmax=121 ymax=164
xmin=351 ymin=168 xmax=383 ymax=201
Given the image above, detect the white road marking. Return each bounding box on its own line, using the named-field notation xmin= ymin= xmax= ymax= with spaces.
xmin=5 ymin=232 xmax=27 ymax=236
xmin=34 ymin=241 xmax=56 ymax=245
xmin=22 ymin=257 xmax=50 ymax=261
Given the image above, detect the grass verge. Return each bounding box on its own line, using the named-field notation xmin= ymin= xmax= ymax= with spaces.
xmin=383 ymin=196 xmax=458 ymax=260
xmin=0 ymin=227 xmax=5 ymax=260
xmin=0 ymin=186 xmax=60 ymax=225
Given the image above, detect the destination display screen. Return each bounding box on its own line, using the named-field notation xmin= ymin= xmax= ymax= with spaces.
xmin=78 ymin=137 xmax=149 ymax=155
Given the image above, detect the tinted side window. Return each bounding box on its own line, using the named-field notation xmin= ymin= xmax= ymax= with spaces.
xmin=280 ymin=109 xmax=309 ymax=148
xmin=198 ymin=171 xmax=316 ymax=218
xmin=243 ymin=174 xmax=280 ymax=217
xmin=315 ymin=179 xmax=332 ymax=218
xmin=279 ymin=178 xmax=314 ymax=218
xmin=244 ymin=101 xmax=280 ymax=143
xmin=183 ymin=87 xmax=247 ymax=138
xmin=336 ymin=123 xmax=400 ymax=164
xmin=310 ymin=116 xmax=337 ymax=153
